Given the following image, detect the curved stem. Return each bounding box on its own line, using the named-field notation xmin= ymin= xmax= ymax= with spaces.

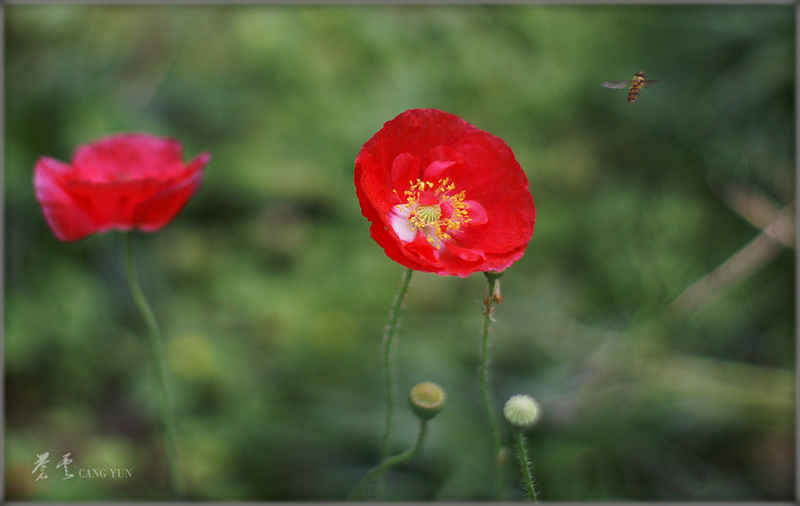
xmin=480 ymin=272 xmax=504 ymax=500
xmin=351 ymin=419 xmax=428 ymax=500
xmin=379 ymin=268 xmax=414 ymax=462
xmin=515 ymin=431 xmax=539 ymax=502
xmin=124 ymin=232 xmax=184 ymax=498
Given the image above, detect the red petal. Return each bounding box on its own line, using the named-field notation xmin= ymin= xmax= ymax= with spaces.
xmin=422 ymin=159 xmax=460 ymax=182
xmin=403 ymin=233 xmax=440 ymax=265
xmin=72 ymin=133 xmax=188 ymax=182
xmin=34 ymin=157 xmax=101 ymax=241
xmin=390 ymin=153 xmax=420 ymax=192
xmin=66 ymin=178 xmax=163 ymax=230
xmin=368 ymin=221 xmax=427 ymax=271
xmin=464 ymin=200 xmax=488 ymax=226
xmin=446 ymin=243 xmax=487 ymax=262
xmin=356 ymin=152 xmax=399 ymax=214
xmin=134 ymin=160 xmax=205 ymax=231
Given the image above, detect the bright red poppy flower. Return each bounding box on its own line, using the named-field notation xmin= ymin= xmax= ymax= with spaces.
xmin=34 ymin=133 xmax=210 ymax=242
xmin=355 ymin=109 xmax=536 ymax=277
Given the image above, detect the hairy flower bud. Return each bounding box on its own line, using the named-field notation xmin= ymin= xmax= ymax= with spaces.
xmin=503 ymin=394 xmax=541 ymax=429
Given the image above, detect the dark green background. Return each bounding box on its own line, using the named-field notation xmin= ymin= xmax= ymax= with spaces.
xmin=5 ymin=4 xmax=794 ymax=501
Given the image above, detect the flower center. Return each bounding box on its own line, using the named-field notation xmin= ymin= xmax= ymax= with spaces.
xmin=392 ymin=178 xmax=471 ymax=248
xmin=414 ymin=204 xmax=441 ymax=225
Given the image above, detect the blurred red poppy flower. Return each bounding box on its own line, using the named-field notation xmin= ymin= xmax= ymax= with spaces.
xmin=355 ymin=109 xmax=536 ymax=277
xmin=35 ymin=133 xmax=210 ymax=242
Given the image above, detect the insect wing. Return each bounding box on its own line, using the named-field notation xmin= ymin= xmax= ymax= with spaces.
xmin=641 ymin=80 xmax=659 ymax=87
xmin=600 ymin=81 xmax=631 ymax=89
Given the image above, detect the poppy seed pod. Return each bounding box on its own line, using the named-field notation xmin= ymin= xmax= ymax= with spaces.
xmin=409 ymin=382 xmax=446 ymax=420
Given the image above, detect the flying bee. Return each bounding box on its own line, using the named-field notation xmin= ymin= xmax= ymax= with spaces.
xmin=601 ymin=71 xmax=658 ymax=104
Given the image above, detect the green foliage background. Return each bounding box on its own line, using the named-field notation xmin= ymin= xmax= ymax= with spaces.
xmin=5 ymin=4 xmax=794 ymax=501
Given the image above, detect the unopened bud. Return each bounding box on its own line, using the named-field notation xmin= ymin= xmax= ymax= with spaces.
xmin=503 ymin=394 xmax=541 ymax=429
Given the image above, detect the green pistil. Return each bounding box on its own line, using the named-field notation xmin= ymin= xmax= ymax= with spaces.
xmin=416 ymin=204 xmax=441 ymax=224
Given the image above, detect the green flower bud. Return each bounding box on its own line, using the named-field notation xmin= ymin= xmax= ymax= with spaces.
xmin=409 ymin=382 xmax=446 ymax=420
xmin=503 ymin=394 xmax=541 ymax=429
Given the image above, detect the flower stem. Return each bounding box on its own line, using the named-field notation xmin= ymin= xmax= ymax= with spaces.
xmin=379 ymin=268 xmax=413 ymax=462
xmin=480 ymin=271 xmax=504 ymax=500
xmin=124 ymin=232 xmax=184 ymax=498
xmin=515 ymin=431 xmax=539 ymax=502
xmin=351 ymin=419 xmax=428 ymax=500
